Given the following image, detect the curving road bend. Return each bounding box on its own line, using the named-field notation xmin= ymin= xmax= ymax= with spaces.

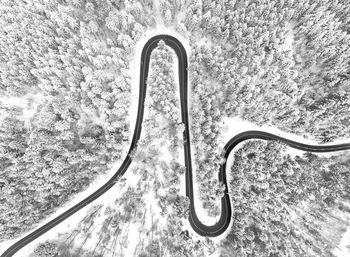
xmin=2 ymin=34 xmax=350 ymax=256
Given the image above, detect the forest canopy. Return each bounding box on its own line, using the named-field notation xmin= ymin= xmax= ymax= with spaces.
xmin=0 ymin=0 xmax=154 ymax=240
xmin=0 ymin=1 xmax=350 ymax=256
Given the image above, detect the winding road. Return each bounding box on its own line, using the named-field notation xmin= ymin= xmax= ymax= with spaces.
xmin=2 ymin=34 xmax=350 ymax=256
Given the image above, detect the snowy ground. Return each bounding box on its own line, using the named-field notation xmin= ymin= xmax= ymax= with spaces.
xmin=333 ymin=220 xmax=350 ymax=257
xmin=332 ymin=202 xmax=350 ymax=257
xmin=0 ymin=93 xmax=44 ymax=130
xmin=61 ymin=161 xmax=146 ymax=257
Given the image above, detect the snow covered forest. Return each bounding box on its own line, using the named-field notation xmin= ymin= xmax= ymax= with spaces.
xmin=0 ymin=0 xmax=350 ymax=256
xmin=222 ymin=141 xmax=350 ymax=256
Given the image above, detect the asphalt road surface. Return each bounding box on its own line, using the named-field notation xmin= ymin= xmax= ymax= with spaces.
xmin=2 ymin=34 xmax=350 ymax=257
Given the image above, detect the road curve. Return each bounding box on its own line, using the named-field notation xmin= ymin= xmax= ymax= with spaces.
xmin=2 ymin=34 xmax=350 ymax=256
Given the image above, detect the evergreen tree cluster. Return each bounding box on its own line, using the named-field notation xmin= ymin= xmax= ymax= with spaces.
xmin=160 ymin=0 xmax=350 ymax=217
xmin=0 ymin=0 xmax=154 ymax=241
xmin=221 ymin=140 xmax=350 ymax=257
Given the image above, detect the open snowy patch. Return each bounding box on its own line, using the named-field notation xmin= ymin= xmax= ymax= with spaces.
xmin=333 ymin=226 xmax=350 ymax=257
xmin=0 ymin=93 xmax=45 ymax=130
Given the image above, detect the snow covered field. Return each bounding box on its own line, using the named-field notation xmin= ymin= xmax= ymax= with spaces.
xmin=333 ymin=220 xmax=350 ymax=257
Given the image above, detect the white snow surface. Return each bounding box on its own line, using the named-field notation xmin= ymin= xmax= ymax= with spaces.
xmin=0 ymin=93 xmax=44 ymax=130
xmin=333 ymin=224 xmax=350 ymax=257
xmin=279 ymin=22 xmax=295 ymax=53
